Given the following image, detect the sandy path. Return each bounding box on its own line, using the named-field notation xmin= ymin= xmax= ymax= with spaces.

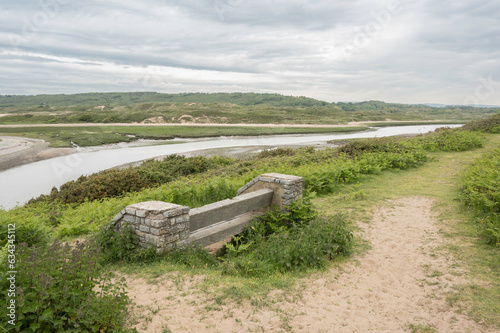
xmin=286 ymin=197 xmax=491 ymax=332
xmin=126 ymin=197 xmax=494 ymax=332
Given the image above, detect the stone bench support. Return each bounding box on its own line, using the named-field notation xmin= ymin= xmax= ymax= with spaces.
xmin=237 ymin=173 xmax=304 ymax=209
xmin=111 ymin=173 xmax=303 ymax=251
xmin=111 ymin=201 xmax=190 ymax=252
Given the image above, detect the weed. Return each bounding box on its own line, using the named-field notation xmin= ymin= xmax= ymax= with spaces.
xmin=459 ymin=147 xmax=500 ymax=245
xmin=0 ymin=240 xmax=131 ymax=332
xmin=408 ymin=323 xmax=436 ymax=333
xmin=96 ymin=224 xmax=157 ymax=264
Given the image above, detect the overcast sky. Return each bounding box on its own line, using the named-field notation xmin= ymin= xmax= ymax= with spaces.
xmin=0 ymin=0 xmax=499 ymax=105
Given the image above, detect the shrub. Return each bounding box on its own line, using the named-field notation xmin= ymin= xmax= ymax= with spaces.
xmin=411 ymin=127 xmax=485 ymax=152
xmin=222 ymin=215 xmax=353 ymax=277
xmin=96 ymin=224 xmax=157 ymax=264
xmin=34 ymin=168 xmax=149 ymax=205
xmin=338 ymin=137 xmax=412 ymax=156
xmin=138 ymin=155 xmax=227 ymax=183
xmin=257 ymin=147 xmax=305 ymax=158
xmin=220 ymin=198 xmax=352 ymax=277
xmin=29 ymin=155 xmax=235 ymax=205
xmin=0 ymin=203 xmax=55 ymax=248
xmin=462 ymin=114 xmax=500 ymax=133
xmin=241 ymin=195 xmax=318 ymax=240
xmin=0 ymin=220 xmax=50 ymax=250
xmin=0 ymin=240 xmax=131 ymax=332
xmin=460 ymin=148 xmax=500 ymax=245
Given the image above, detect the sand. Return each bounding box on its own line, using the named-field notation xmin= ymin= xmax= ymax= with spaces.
xmin=0 ymin=136 xmax=74 ymax=171
xmin=125 ymin=197 xmax=495 ymax=333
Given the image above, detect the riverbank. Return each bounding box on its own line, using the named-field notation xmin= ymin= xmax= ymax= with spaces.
xmin=0 ymin=121 xmax=456 ymax=171
xmin=0 ymin=120 xmax=453 ymax=128
xmin=0 ymin=136 xmax=74 ymax=171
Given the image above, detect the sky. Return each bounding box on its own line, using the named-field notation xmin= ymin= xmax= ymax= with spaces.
xmin=0 ymin=0 xmax=499 ymax=105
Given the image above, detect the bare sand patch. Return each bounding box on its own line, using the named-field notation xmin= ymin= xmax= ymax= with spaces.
xmin=126 ymin=197 xmax=494 ymax=332
xmin=0 ymin=136 xmax=74 ymax=171
xmin=140 ymin=116 xmax=166 ymax=124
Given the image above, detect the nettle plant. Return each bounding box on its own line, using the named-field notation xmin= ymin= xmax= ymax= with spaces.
xmin=219 ymin=196 xmax=353 ymax=277
xmin=0 ymin=240 xmax=130 ymax=333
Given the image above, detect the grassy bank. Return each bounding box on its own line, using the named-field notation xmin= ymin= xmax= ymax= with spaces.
xmin=0 ymin=125 xmax=368 ymax=147
xmin=366 ymin=121 xmax=466 ymax=127
xmin=0 ymin=125 xmax=367 ymax=147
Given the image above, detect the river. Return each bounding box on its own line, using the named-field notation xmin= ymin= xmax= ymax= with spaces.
xmin=0 ymin=124 xmax=461 ymax=210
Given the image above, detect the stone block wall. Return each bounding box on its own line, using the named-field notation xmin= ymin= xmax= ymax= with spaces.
xmin=112 ymin=201 xmax=190 ymax=252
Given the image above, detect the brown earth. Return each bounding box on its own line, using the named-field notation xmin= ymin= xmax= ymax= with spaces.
xmin=126 ymin=197 xmax=495 ymax=333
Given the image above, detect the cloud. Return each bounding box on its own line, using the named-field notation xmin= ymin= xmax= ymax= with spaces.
xmin=0 ymin=0 xmax=499 ymax=104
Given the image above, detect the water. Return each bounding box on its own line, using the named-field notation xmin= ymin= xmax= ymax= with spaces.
xmin=0 ymin=125 xmax=461 ymax=209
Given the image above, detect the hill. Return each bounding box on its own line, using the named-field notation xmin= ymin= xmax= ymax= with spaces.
xmin=0 ymin=92 xmax=497 ymax=126
xmin=0 ymin=92 xmax=329 ymax=108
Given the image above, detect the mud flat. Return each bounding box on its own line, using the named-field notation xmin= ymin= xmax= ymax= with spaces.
xmin=0 ymin=136 xmax=74 ymax=171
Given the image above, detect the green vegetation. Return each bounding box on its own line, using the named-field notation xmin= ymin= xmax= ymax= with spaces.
xmin=0 ymin=92 xmax=329 ymax=108
xmin=95 ymin=198 xmax=352 ymax=278
xmin=367 ymin=121 xmax=465 ymax=127
xmin=3 ymin=126 xmax=484 ymax=242
xmin=220 ymin=198 xmax=352 ymax=277
xmin=462 ymin=113 xmax=500 ymax=133
xmin=460 ymin=147 xmax=500 ymax=245
xmin=31 ymin=155 xmax=234 ymax=204
xmin=0 ymin=93 xmax=496 ymax=127
xmin=410 ymin=127 xmax=486 ymax=151
xmin=0 ymin=125 xmax=368 ymax=147
xmin=0 ymin=241 xmax=129 ymax=332
xmin=1 ymin=114 xmax=499 ymax=331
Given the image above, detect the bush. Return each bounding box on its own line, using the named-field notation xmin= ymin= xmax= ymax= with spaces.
xmin=460 ymin=148 xmax=500 ymax=245
xmin=338 ymin=137 xmax=413 ymax=156
xmin=0 ymin=241 xmax=131 ymax=332
xmin=462 ymin=114 xmax=500 ymax=133
xmin=29 ymin=155 xmax=235 ymax=205
xmin=338 ymin=129 xmax=484 ymax=155
xmin=411 ymin=127 xmax=485 ymax=152
xmin=34 ymin=168 xmax=149 ymax=205
xmin=0 ymin=221 xmax=50 ymax=250
xmin=0 ymin=203 xmax=56 ymax=248
xmin=220 ymin=198 xmax=352 ymax=277
xmin=221 ymin=215 xmax=353 ymax=277
xmin=138 ymin=155 xmax=232 ymax=184
xmin=257 ymin=147 xmax=304 ymax=158
xmin=240 ymin=195 xmax=318 ymax=240
xmin=96 ymin=224 xmax=157 ymax=264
